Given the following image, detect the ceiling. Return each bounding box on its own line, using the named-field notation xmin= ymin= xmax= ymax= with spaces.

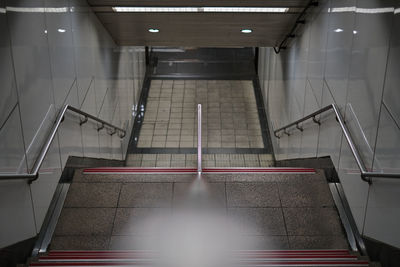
xmin=88 ymin=0 xmax=310 ymax=47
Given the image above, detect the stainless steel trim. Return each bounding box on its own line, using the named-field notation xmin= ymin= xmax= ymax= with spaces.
xmin=197 ymin=104 xmax=202 ymax=174
xmin=334 ymin=182 xmax=368 ymax=256
xmin=0 ymin=104 xmax=126 ymax=182
xmin=329 ymin=183 xmax=358 ymax=253
xmin=274 ymin=103 xmax=400 ymax=182
xmin=31 ymin=183 xmax=70 ymax=256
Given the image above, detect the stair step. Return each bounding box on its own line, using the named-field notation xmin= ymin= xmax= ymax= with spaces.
xmin=42 ymin=250 xmax=355 ymax=259
xmin=31 ymin=250 xmax=368 ymax=266
xmin=46 ymin=250 xmax=352 ymax=255
xmin=82 ymin=167 xmax=316 ymax=175
xmin=29 ymin=261 xmax=370 ymax=266
xmin=39 ymin=255 xmax=359 ymax=261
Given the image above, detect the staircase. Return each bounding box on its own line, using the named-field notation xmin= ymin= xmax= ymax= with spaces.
xmin=26 ymin=165 xmax=372 ymax=266
xmin=29 ymin=250 xmax=369 ymax=266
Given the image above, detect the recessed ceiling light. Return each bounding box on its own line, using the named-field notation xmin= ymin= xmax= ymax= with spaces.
xmin=203 ymin=7 xmax=289 ymax=13
xmin=112 ymin=7 xmax=289 ymax=13
xmin=241 ymin=29 xmax=253 ymax=33
xmin=353 ymin=30 xmax=358 ymax=34
xmin=6 ymin=7 xmax=68 ymax=13
xmin=58 ymin=28 xmax=66 ymax=33
xmin=334 ymin=28 xmax=343 ymax=33
xmin=328 ymin=6 xmax=397 ymax=14
xmin=148 ymin=28 xmax=159 ymax=33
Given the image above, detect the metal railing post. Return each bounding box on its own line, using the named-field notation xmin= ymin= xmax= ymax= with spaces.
xmin=197 ymin=104 xmax=202 ymax=174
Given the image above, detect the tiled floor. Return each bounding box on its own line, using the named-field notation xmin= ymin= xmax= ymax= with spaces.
xmin=137 ymin=80 xmax=264 ymax=148
xmin=126 ymin=154 xmax=274 ymax=167
xmin=51 ymin=170 xmax=348 ymax=250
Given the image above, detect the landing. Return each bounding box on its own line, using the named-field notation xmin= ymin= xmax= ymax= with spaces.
xmin=128 ymin=79 xmax=271 ymax=154
xmin=50 ymin=169 xmax=348 ymax=251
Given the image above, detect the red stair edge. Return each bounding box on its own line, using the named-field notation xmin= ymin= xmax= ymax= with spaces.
xmin=39 ymin=255 xmax=359 ymax=260
xmin=82 ymin=167 xmax=316 ymax=174
xmin=30 ymin=260 xmax=370 ymax=266
xmin=46 ymin=249 xmax=351 ymax=255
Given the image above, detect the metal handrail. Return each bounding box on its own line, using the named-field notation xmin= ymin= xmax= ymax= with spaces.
xmin=0 ymin=104 xmax=126 ymax=182
xmin=274 ymin=103 xmax=400 ymax=183
xmin=273 ymin=0 xmax=319 ymax=54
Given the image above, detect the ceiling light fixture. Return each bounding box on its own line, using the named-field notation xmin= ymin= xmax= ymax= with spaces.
xmin=203 ymin=7 xmax=289 ymax=13
xmin=148 ymin=28 xmax=159 ymax=33
xmin=58 ymin=28 xmax=66 ymax=33
xmin=6 ymin=7 xmax=69 ymax=13
xmin=112 ymin=7 xmax=289 ymax=13
xmin=114 ymin=7 xmax=197 ymax=12
xmin=328 ymin=6 xmax=397 ymax=14
xmin=334 ymin=28 xmax=343 ymax=33
xmin=241 ymin=29 xmax=253 ymax=33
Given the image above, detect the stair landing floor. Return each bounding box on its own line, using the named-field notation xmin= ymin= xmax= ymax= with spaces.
xmin=50 ymin=169 xmax=348 ymax=251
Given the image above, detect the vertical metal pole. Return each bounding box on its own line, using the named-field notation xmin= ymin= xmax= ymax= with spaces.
xmin=197 ymin=104 xmax=202 ymax=174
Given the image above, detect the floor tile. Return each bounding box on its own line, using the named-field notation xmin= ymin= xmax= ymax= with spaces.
xmin=55 ymin=208 xmax=115 ymax=235
xmin=288 ymin=235 xmax=348 ymax=249
xmin=278 ymin=181 xmax=334 ymax=207
xmin=142 ymin=154 xmax=157 ymax=160
xmin=156 ymin=161 xmax=171 ymax=167
xmin=226 ymin=183 xmax=280 ymax=207
xmin=228 ymin=208 xmax=286 ymax=235
xmin=64 ymin=183 xmax=121 ymax=208
xmin=112 ymin=208 xmax=170 ymax=235
xmin=141 ymin=161 xmax=156 ymax=167
xmin=230 ymin=235 xmax=290 ymax=250
xmin=283 ymin=208 xmax=344 ymax=236
xmin=119 ymin=183 xmax=173 ymax=207
xmin=173 ymin=182 xmax=226 ymax=207
xmin=51 ymin=236 xmax=110 ymax=250
xmin=137 ymin=80 xmax=263 ymax=148
xmin=109 ymin=235 xmax=161 ymax=250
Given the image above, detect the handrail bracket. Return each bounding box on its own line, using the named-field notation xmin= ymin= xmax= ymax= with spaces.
xmin=97 ymin=123 xmax=105 ymax=131
xmin=283 ymin=129 xmax=291 ymax=136
xmin=312 ymin=116 xmax=321 ymax=125
xmin=79 ymin=116 xmax=88 ymax=125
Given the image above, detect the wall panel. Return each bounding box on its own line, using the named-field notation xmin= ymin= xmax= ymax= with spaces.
xmin=258 ymin=0 xmax=400 ymax=248
xmin=0 ymin=0 xmax=145 ymax=248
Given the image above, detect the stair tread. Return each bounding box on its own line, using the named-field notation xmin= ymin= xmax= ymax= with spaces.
xmin=30 ymin=260 xmax=370 ymax=266
xmin=47 ymin=249 xmax=352 ymax=254
xmin=32 ymin=250 xmax=368 ymax=266
xmin=82 ymin=167 xmax=316 ymax=174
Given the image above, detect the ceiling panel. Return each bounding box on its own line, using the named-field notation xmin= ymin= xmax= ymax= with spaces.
xmin=89 ymin=0 xmax=308 ymax=47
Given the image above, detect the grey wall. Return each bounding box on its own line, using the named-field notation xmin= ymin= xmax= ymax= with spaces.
xmin=258 ymin=0 xmax=400 ymax=248
xmin=0 ymin=0 xmax=145 ymax=248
